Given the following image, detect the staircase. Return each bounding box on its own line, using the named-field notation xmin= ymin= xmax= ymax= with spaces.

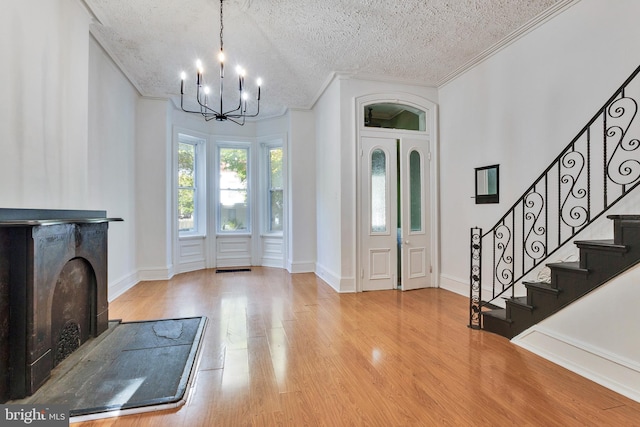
xmin=468 ymin=64 xmax=640 ymax=337
xmin=482 ymin=214 xmax=640 ymax=338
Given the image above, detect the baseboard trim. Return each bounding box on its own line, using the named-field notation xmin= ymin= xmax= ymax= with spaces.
xmin=439 ymin=274 xmax=506 ymax=308
xmin=315 ymin=262 xmax=340 ymax=292
xmin=513 ymin=326 xmax=640 ymax=403
xmin=439 ymin=274 xmax=468 ymax=297
xmin=287 ymin=260 xmax=316 ymax=274
xmin=261 ymin=257 xmax=285 ymax=269
xmin=176 ymin=259 xmax=206 ymax=275
xmin=138 ymin=265 xmax=174 ymax=282
xmin=108 ymin=271 xmax=139 ymax=302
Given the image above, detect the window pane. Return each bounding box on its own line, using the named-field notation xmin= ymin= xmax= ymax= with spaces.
xmin=409 ymin=150 xmax=422 ymax=232
xmin=270 ymin=189 xmax=283 ymax=231
xmin=178 ymin=189 xmax=195 ymax=231
xmin=371 ymin=149 xmax=387 ymax=233
xmin=220 ymin=191 xmax=248 ymax=231
xmin=219 ymin=147 xmax=249 ymax=232
xmin=364 ymin=103 xmax=426 ymax=131
xmin=269 ymin=147 xmax=283 ymax=232
xmin=178 ymin=142 xmax=196 ymax=233
xmin=270 ymin=148 xmax=283 ymax=188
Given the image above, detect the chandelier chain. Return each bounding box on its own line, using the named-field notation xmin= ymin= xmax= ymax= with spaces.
xmin=219 ymin=0 xmax=224 ymax=52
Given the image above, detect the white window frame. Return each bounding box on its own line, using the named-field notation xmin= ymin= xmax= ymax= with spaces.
xmin=177 ymin=132 xmax=206 ymax=237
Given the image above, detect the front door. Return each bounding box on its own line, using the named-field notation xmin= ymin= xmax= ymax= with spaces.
xmin=361 ymin=136 xmax=398 ymax=291
xmin=360 ymin=135 xmax=430 ymax=291
xmin=399 ymin=137 xmax=430 ymax=291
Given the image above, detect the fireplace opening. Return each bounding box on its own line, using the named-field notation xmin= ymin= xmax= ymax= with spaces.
xmin=51 ymin=258 xmax=96 ymax=367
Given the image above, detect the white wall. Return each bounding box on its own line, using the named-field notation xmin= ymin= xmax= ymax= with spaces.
xmin=288 ymin=109 xmax=317 ymax=273
xmin=88 ymin=37 xmax=138 ymax=299
xmin=135 ymin=98 xmax=173 ymax=279
xmin=438 ymin=0 xmax=640 ymax=294
xmin=0 ymin=0 xmax=90 ymax=208
xmin=314 ymin=78 xmax=343 ymax=289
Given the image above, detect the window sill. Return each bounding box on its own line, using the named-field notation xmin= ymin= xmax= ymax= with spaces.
xmin=179 ymin=234 xmax=206 ymax=240
xmin=260 ymin=232 xmax=283 ymax=238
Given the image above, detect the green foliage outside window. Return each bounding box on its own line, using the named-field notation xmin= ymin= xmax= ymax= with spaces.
xmin=178 ymin=143 xmax=196 ymax=231
xmin=220 ymin=148 xmax=247 ymax=184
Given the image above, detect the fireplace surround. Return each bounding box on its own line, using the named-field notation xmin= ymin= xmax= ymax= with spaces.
xmin=0 ymin=209 xmax=121 ymax=402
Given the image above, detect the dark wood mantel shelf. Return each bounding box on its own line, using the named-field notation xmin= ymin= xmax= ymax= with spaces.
xmin=0 ymin=218 xmax=123 ymax=227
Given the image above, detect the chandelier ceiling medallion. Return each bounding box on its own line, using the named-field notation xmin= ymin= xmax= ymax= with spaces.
xmin=180 ymin=0 xmax=262 ymax=124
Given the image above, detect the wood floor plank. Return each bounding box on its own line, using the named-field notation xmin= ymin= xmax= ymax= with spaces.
xmin=71 ymin=267 xmax=640 ymax=426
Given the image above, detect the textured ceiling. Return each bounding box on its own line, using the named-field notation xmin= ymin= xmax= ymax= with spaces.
xmin=86 ymin=0 xmax=563 ymax=118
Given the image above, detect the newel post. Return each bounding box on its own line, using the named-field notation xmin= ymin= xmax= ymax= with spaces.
xmin=469 ymin=227 xmax=482 ymax=329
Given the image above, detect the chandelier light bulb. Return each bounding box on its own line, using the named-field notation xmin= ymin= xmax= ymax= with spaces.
xmin=242 ymin=91 xmax=248 ymax=100
xmin=180 ymin=71 xmax=187 ymax=94
xmin=204 ymin=86 xmax=211 ymax=95
xmin=256 ymin=78 xmax=262 ymax=86
xmin=218 ymin=50 xmax=225 ymax=63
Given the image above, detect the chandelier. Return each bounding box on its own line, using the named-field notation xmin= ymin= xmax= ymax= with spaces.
xmin=179 ymin=0 xmax=262 ymax=125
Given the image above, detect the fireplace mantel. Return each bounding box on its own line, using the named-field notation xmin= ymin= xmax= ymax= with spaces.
xmin=0 ymin=209 xmax=122 ymax=402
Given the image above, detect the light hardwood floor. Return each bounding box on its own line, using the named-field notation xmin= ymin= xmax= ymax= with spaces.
xmin=73 ymin=267 xmax=640 ymax=426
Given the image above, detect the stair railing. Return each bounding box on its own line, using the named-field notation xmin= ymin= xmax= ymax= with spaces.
xmin=469 ymin=65 xmax=640 ymax=329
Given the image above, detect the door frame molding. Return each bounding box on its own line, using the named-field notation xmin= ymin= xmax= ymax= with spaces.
xmin=355 ymin=93 xmax=440 ymax=292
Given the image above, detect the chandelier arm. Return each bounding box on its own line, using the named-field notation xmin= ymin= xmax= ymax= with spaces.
xmin=192 ymin=89 xmax=222 ymax=116
xmin=181 ymin=95 xmax=216 ymax=116
xmin=222 ymin=101 xmax=244 ymax=116
xmin=225 ymin=115 xmax=246 ymax=126
xmin=227 ymin=101 xmax=260 ymax=119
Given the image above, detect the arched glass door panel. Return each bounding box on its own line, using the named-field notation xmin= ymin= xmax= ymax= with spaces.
xmin=371 ymin=148 xmax=387 ymax=233
xmin=409 ymin=150 xmax=422 ymax=232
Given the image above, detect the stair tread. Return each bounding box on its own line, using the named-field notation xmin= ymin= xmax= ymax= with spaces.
xmin=546 ymin=260 xmax=589 ymax=273
xmin=574 ymin=239 xmax=627 ymax=252
xmin=482 ymin=308 xmax=514 ymax=324
xmin=607 ymin=214 xmax=640 ymax=221
xmin=507 ymin=296 xmax=533 ymax=309
xmin=523 ymin=280 xmax=561 ymax=294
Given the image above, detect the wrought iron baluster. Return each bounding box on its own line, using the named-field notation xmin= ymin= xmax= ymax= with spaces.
xmin=469 ymin=227 xmax=482 ymax=329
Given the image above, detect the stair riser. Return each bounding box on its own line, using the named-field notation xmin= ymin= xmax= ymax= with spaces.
xmin=579 ymin=250 xmax=628 ymax=270
xmin=505 ymin=303 xmax=531 ymax=320
xmin=613 ymin=219 xmax=640 ymax=246
xmin=482 ymin=314 xmax=513 ymax=339
xmin=550 ymin=269 xmax=588 ymax=292
xmin=506 ymin=306 xmax=533 ymax=335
